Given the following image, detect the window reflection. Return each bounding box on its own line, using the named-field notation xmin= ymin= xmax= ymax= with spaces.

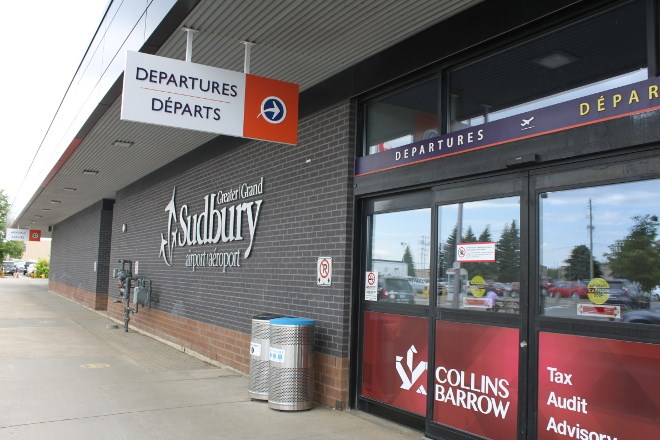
xmin=539 ymin=179 xmax=660 ymax=324
xmin=368 ymin=208 xmax=431 ymax=305
xmin=448 ymin=1 xmax=646 ymax=132
xmin=366 ymin=79 xmax=439 ymax=155
xmin=437 ymin=196 xmax=520 ymax=313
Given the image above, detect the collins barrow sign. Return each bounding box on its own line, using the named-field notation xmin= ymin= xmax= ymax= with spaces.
xmin=121 ymin=51 xmax=299 ymax=145
xmin=356 ymin=76 xmax=660 ymax=175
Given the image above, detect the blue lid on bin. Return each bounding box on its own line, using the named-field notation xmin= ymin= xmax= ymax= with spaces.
xmin=270 ymin=317 xmax=315 ymax=326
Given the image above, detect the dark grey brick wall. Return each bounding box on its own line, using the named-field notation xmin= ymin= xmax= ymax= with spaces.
xmin=109 ymin=101 xmax=355 ymax=358
xmin=95 ymin=200 xmax=114 ymax=294
xmin=51 ymin=200 xmax=110 ymax=293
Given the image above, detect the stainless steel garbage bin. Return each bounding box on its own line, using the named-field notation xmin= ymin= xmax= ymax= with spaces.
xmin=268 ymin=317 xmax=315 ymax=411
xmin=248 ymin=313 xmax=284 ymax=400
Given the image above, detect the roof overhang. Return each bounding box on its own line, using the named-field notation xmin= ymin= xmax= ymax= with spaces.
xmin=10 ymin=0 xmax=481 ymax=234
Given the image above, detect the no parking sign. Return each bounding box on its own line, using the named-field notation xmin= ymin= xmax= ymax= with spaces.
xmin=317 ymin=257 xmax=332 ymax=286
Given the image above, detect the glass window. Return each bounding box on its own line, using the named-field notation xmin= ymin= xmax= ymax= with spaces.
xmin=448 ymin=0 xmax=647 ymax=131
xmin=437 ymin=196 xmax=521 ymax=313
xmin=365 ymin=78 xmax=439 ymax=155
xmin=368 ymin=208 xmax=431 ymax=305
xmin=539 ymin=179 xmax=660 ymax=325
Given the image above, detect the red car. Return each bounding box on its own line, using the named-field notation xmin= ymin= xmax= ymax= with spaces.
xmin=547 ymin=281 xmax=588 ymax=299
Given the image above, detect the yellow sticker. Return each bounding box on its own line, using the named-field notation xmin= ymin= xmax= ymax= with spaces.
xmin=587 ymin=278 xmax=610 ymax=305
xmin=470 ymin=275 xmax=486 ymax=297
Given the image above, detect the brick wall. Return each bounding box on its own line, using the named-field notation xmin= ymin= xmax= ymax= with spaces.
xmin=107 ymin=101 xmax=355 ymax=407
xmin=50 ymin=200 xmax=113 ymax=310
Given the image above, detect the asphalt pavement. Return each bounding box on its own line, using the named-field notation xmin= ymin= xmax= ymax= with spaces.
xmin=0 ymin=276 xmax=424 ymax=440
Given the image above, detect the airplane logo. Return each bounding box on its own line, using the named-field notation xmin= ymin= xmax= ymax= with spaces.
xmin=520 ymin=116 xmax=535 ymax=130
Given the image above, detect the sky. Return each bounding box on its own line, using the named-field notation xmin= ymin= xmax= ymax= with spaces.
xmin=0 ymin=0 xmax=109 ymax=208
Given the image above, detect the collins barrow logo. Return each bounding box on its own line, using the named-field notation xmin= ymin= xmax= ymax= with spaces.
xmin=259 ymin=96 xmax=286 ymax=124
xmin=396 ymin=345 xmax=428 ymax=395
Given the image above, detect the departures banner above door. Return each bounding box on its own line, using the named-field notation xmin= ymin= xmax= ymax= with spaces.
xmin=121 ymin=51 xmax=299 ymax=145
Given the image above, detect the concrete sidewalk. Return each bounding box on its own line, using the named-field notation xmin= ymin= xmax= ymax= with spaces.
xmin=0 ymin=277 xmax=423 ymax=439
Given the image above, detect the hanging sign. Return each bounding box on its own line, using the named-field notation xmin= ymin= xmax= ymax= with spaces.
xmin=6 ymin=228 xmax=29 ymax=241
xmin=121 ymin=51 xmax=299 ymax=144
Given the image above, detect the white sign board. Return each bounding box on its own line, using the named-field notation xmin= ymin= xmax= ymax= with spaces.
xmin=456 ymin=242 xmax=496 ymax=262
xmin=121 ymin=51 xmax=299 ymax=144
xmin=365 ymin=271 xmax=378 ymax=301
xmin=6 ymin=228 xmax=29 ymax=241
xmin=317 ymin=257 xmax=332 ymax=286
xmin=122 ymin=51 xmax=246 ymax=136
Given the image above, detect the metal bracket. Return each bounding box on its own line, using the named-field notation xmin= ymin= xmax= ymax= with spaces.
xmin=241 ymin=41 xmax=256 ymax=73
xmin=181 ymin=27 xmax=199 ymax=62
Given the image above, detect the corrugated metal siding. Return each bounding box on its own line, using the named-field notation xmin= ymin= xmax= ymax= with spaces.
xmin=21 ymin=0 xmax=481 ymax=227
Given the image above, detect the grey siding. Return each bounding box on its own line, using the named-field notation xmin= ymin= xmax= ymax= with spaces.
xmin=51 ymin=200 xmax=113 ymax=293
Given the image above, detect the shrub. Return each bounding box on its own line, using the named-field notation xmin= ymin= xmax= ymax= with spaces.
xmin=35 ymin=259 xmax=49 ymax=278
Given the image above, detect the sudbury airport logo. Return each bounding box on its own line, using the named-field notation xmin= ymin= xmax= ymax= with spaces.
xmin=159 ymin=180 xmax=264 ymax=271
xmin=396 ymin=345 xmax=428 ymax=395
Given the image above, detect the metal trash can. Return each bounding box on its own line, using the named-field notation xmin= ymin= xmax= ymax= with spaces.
xmin=248 ymin=313 xmax=284 ymax=400
xmin=268 ymin=317 xmax=315 ymax=411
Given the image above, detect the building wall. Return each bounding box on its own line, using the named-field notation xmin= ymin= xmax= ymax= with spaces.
xmin=106 ymin=101 xmax=355 ymax=408
xmin=49 ymin=200 xmax=113 ymax=310
xmin=22 ymin=239 xmax=52 ymax=262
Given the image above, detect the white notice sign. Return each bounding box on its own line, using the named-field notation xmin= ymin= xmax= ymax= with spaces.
xmin=456 ymin=242 xmax=496 ymax=262
xmin=365 ymin=271 xmax=378 ymax=301
xmin=317 ymin=257 xmax=332 ymax=286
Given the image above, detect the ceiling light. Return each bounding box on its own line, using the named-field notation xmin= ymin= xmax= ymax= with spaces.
xmin=82 ymin=169 xmax=99 ymax=176
xmin=64 ymin=187 xmax=77 ymax=192
xmin=113 ymin=140 xmax=134 ymax=148
xmin=42 ymin=208 xmax=51 ymax=211
xmin=34 ymin=215 xmax=43 ymax=218
xmin=50 ymin=200 xmax=62 ymax=204
xmin=534 ymin=51 xmax=577 ymax=69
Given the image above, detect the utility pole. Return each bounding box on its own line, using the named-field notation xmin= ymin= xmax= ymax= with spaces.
xmin=419 ymin=235 xmax=429 ymax=270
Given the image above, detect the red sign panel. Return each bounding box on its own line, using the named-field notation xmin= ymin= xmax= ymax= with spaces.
xmin=434 ymin=321 xmax=519 ymax=440
xmin=244 ymin=74 xmax=299 ymax=145
xmin=361 ymin=311 xmax=429 ymax=415
xmin=29 ymin=229 xmax=41 ymax=241
xmin=538 ymin=332 xmax=660 ymax=439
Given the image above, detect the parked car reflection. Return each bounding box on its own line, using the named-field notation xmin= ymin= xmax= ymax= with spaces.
xmin=546 ymin=280 xmax=588 ymax=300
xmin=620 ymin=308 xmax=660 ymax=324
xmin=378 ymin=276 xmax=415 ymax=304
xmin=604 ymin=279 xmax=650 ymax=310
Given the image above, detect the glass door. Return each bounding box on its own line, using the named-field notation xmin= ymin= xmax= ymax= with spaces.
xmin=357 ymin=191 xmax=432 ymax=428
xmin=428 ymin=174 xmax=528 ymax=440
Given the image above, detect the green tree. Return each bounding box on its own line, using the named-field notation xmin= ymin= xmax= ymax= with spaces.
xmin=442 ymin=225 xmax=459 ymax=270
xmin=497 ymin=220 xmax=520 ymax=282
xmin=0 ymin=190 xmax=25 ymax=262
xmin=564 ymin=244 xmax=602 ymax=281
xmin=402 ymin=245 xmax=415 ymax=277
xmin=605 ymin=215 xmax=660 ymax=291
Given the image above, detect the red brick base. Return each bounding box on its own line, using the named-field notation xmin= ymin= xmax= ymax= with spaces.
xmin=49 ymin=281 xmax=108 ymax=310
xmin=103 ymin=302 xmax=350 ymax=409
